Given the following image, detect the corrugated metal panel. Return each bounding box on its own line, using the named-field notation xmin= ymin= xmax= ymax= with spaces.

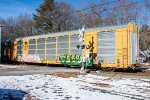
xmin=37 ymin=38 xmax=45 ymax=43
xmin=17 ymin=41 xmax=23 ymax=56
xmin=29 ymin=45 xmax=36 ymax=49
xmin=17 ymin=45 xmax=23 ymax=50
xmin=58 ymin=36 xmax=69 ymax=56
xmin=37 ymin=44 xmax=45 ymax=49
xmin=37 ymin=50 xmax=45 ymax=54
xmin=37 ymin=38 xmax=45 ymax=60
xmin=38 ymin=54 xmax=45 ymax=60
xmin=98 ymin=55 xmax=116 ymax=63
xmin=58 ymin=49 xmax=68 ymax=55
xmin=98 ymin=48 xmax=115 ymax=54
xmin=70 ymin=49 xmax=82 ymax=55
xmin=28 ymin=50 xmax=35 ymax=54
xmin=70 ymin=35 xmax=82 ymax=55
xmin=46 ymin=49 xmax=56 ymax=54
xmin=47 ymin=38 xmax=56 ymax=43
xmin=46 ymin=55 xmax=56 ymax=60
xmin=28 ymin=39 xmax=36 ymax=55
xmin=58 ymin=43 xmax=68 ymax=48
xmin=47 ymin=44 xmax=56 ymax=48
xmin=29 ymin=40 xmax=36 ymax=44
xmin=130 ymin=32 xmax=138 ymax=64
xmin=46 ymin=37 xmax=56 ymax=60
xmin=98 ymin=32 xmax=116 ymax=63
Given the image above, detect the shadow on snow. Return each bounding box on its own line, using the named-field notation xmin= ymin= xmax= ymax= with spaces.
xmin=0 ymin=89 xmax=27 ymax=100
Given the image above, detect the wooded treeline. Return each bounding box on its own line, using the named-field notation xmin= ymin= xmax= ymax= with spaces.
xmin=0 ymin=0 xmax=149 ymax=50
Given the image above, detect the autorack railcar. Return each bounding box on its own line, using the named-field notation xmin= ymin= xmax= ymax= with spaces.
xmin=10 ymin=23 xmax=139 ymax=70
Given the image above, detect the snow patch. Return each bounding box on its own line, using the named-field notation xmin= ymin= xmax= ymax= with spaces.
xmin=0 ymin=64 xmax=28 ymax=69
xmin=0 ymin=74 xmax=149 ymax=100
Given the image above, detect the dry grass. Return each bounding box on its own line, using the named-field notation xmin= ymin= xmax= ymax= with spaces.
xmin=90 ymin=82 xmax=110 ymax=88
xmin=25 ymin=92 xmax=39 ymax=100
xmin=55 ymin=72 xmax=81 ymax=78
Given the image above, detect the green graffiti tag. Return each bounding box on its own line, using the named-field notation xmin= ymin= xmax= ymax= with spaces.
xmin=59 ymin=54 xmax=93 ymax=67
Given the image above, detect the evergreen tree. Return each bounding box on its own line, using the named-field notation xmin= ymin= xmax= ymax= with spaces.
xmin=33 ymin=0 xmax=55 ymax=33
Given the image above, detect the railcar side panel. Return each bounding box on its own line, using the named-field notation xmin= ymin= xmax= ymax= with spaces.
xmin=116 ymin=28 xmax=128 ymax=68
xmin=46 ymin=37 xmax=57 ymax=61
xmin=13 ymin=23 xmax=139 ymax=69
xmin=84 ymin=32 xmax=98 ymax=64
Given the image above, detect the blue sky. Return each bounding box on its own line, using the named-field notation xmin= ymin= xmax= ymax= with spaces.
xmin=0 ymin=0 xmax=149 ymax=25
xmin=0 ymin=0 xmax=43 ymax=19
xmin=0 ymin=0 xmax=82 ymax=19
xmin=0 ymin=0 xmax=93 ymax=19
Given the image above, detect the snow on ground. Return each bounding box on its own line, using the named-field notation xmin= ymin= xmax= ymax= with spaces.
xmin=0 ymin=64 xmax=28 ymax=69
xmin=0 ymin=74 xmax=150 ymax=100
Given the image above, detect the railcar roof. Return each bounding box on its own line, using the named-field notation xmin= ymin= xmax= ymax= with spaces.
xmin=15 ymin=24 xmax=128 ymax=41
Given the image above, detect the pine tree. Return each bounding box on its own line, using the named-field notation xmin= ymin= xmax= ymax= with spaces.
xmin=33 ymin=0 xmax=55 ymax=33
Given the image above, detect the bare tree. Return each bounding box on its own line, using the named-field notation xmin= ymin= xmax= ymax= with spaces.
xmin=145 ymin=0 xmax=150 ymax=10
xmin=140 ymin=24 xmax=150 ymax=50
xmin=16 ymin=14 xmax=34 ymax=36
xmin=51 ymin=2 xmax=75 ymax=32
xmin=33 ymin=0 xmax=75 ymax=33
xmin=1 ymin=14 xmax=34 ymax=40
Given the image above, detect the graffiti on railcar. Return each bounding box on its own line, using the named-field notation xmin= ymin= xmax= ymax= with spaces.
xmin=59 ymin=54 xmax=93 ymax=67
xmin=17 ymin=55 xmax=41 ymax=63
